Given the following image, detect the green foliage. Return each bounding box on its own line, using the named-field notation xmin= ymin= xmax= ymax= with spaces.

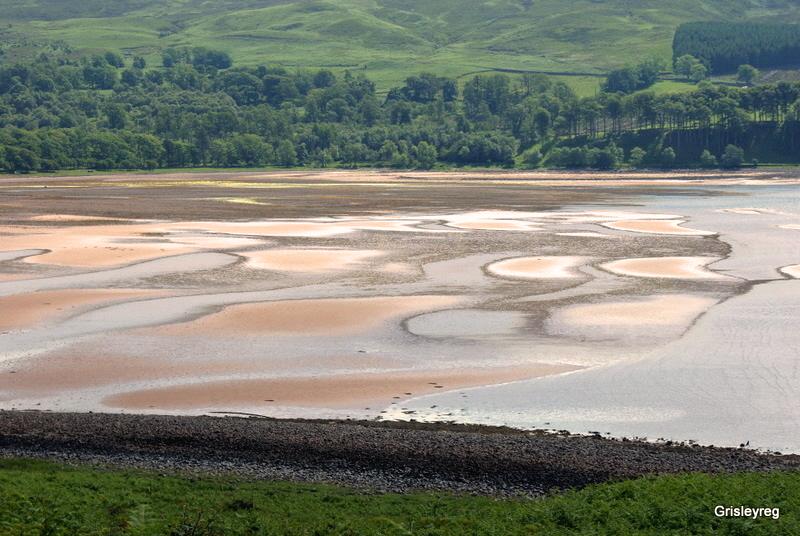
xmin=700 ymin=148 xmax=718 ymax=167
xmin=690 ymin=63 xmax=709 ymax=83
xmin=0 ymin=459 xmax=798 ymax=535
xmin=661 ymin=146 xmax=677 ymax=167
xmin=629 ymin=146 xmax=646 ymax=167
xmin=414 ymin=140 xmax=437 ymax=169
xmin=675 ymin=54 xmax=708 ymax=83
xmin=674 ymin=22 xmax=800 ymax=74
xmin=3 ymin=50 xmax=800 ymax=173
xmin=602 ymin=59 xmax=664 ymax=94
xmin=8 ymin=1 xmax=800 ymax=90
xmin=547 ymin=143 xmax=623 ymax=169
xmin=522 ymin=148 xmax=543 ymax=168
xmin=721 ymin=144 xmax=745 ymax=167
xmin=737 ymin=64 xmax=760 ymax=85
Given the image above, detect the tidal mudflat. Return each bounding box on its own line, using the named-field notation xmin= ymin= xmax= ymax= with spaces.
xmin=1 ymin=170 xmax=799 ymax=452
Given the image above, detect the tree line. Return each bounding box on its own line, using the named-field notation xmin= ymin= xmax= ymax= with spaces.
xmin=3 ymin=48 xmax=800 ymax=173
xmin=673 ymin=22 xmax=800 ymax=74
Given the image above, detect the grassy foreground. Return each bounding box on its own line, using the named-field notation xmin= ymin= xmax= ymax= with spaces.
xmin=0 ymin=459 xmax=796 ymax=535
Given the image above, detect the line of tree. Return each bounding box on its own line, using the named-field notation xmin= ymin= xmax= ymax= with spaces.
xmin=673 ymin=22 xmax=800 ymax=74
xmin=3 ymin=48 xmax=800 ymax=172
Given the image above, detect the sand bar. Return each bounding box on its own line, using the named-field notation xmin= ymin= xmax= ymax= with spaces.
xmin=27 ymin=214 xmax=133 ymax=223
xmin=243 ymin=249 xmax=384 ymax=272
xmin=780 ymin=265 xmax=800 ymax=278
xmin=0 ymin=348 xmax=391 ymax=394
xmin=487 ymin=256 xmax=586 ymax=279
xmin=600 ymin=257 xmax=726 ymax=280
xmin=156 ymin=295 xmax=462 ymax=336
xmin=0 ymin=224 xmax=196 ymax=267
xmin=0 ymin=252 xmax=238 ymax=298
xmin=602 ymin=219 xmax=715 ymax=236
xmin=103 ymin=363 xmax=580 ymax=410
xmin=0 ymin=249 xmax=48 ymax=263
xmin=0 ymin=289 xmax=166 ymax=331
xmin=547 ymin=295 xmax=716 ymax=337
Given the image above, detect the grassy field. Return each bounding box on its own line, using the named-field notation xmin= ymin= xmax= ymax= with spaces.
xmin=4 ymin=0 xmax=800 ymax=89
xmin=0 ymin=458 xmax=796 ymax=535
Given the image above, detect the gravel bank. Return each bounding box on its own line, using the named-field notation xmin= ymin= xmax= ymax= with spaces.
xmin=1 ymin=411 xmax=797 ymax=496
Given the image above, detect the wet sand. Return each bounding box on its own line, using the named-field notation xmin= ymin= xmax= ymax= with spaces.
xmin=546 ymin=295 xmax=716 ymax=340
xmin=780 ymin=265 xmax=800 ymax=278
xmin=103 ymin=363 xmax=579 ymax=410
xmin=1 ymin=170 xmax=799 ymax=452
xmin=603 ymin=219 xmax=715 ymax=236
xmin=243 ymin=249 xmax=384 ymax=272
xmin=0 ymin=289 xmax=165 ymax=330
xmin=486 ymin=256 xmax=586 ymax=279
xmin=155 ymin=295 xmax=462 ymax=336
xmin=600 ymin=257 xmax=726 ymax=280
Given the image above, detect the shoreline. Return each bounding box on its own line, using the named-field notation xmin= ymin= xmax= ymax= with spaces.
xmin=2 ymin=167 xmax=800 ymax=183
xmin=1 ymin=411 xmax=797 ymax=496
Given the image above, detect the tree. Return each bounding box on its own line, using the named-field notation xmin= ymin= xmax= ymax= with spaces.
xmin=105 ymin=104 xmax=128 ymax=130
xmin=590 ymin=143 xmax=623 ymax=169
xmin=628 ymin=147 xmax=646 ymax=168
xmin=104 ymin=51 xmax=124 ymax=68
xmin=121 ymin=69 xmax=141 ymax=87
xmin=275 ymin=139 xmax=297 ymax=167
xmin=378 ymin=140 xmax=398 ymax=164
xmin=414 ymin=141 xmax=438 ymax=169
xmin=737 ymin=65 xmax=759 ymax=86
xmin=132 ymin=56 xmax=146 ymax=69
xmin=191 ymin=48 xmax=232 ymax=70
xmin=83 ymin=64 xmax=118 ymax=89
xmin=522 ymin=149 xmax=542 ymax=168
xmin=699 ymin=149 xmax=718 ymax=168
xmin=720 ymin=144 xmax=744 ymax=168
xmin=3 ymin=146 xmax=40 ymax=172
xmin=690 ymin=63 xmax=708 ymax=83
xmin=603 ymin=59 xmax=662 ymax=94
xmin=313 ymin=70 xmax=336 ymax=88
xmin=675 ymin=54 xmax=699 ymax=79
xmin=660 ymin=147 xmax=676 ymax=167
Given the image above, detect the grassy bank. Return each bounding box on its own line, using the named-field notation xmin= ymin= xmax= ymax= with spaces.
xmin=0 ymin=458 xmax=796 ymax=535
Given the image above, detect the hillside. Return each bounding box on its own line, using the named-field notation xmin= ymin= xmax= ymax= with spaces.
xmin=3 ymin=0 xmax=800 ymax=88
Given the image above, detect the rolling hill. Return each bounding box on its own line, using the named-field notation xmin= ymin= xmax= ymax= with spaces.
xmin=3 ymin=0 xmax=800 ymax=88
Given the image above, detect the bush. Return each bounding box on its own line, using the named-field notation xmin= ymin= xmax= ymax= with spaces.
xmin=720 ymin=144 xmax=745 ymax=168
xmin=628 ymin=147 xmax=646 ymax=168
xmin=699 ymin=149 xmax=718 ymax=168
xmin=522 ymin=148 xmax=542 ymax=168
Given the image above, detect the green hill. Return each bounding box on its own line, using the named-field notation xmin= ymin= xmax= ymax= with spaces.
xmin=3 ymin=0 xmax=800 ymax=88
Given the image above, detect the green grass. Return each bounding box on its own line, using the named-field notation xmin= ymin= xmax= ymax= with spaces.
xmin=0 ymin=458 xmax=797 ymax=535
xmin=5 ymin=1 xmax=800 ymax=88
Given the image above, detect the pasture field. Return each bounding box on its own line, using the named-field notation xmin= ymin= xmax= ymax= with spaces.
xmin=4 ymin=0 xmax=800 ymax=88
